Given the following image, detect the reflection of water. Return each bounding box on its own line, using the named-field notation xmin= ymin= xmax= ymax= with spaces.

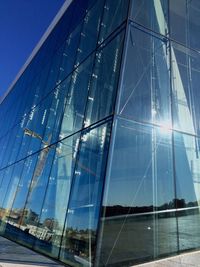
xmin=99 ymin=211 xmax=200 ymax=266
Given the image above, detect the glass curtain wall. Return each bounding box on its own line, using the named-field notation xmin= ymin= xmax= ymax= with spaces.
xmin=96 ymin=0 xmax=200 ymax=266
xmin=1 ymin=0 xmax=200 ymax=266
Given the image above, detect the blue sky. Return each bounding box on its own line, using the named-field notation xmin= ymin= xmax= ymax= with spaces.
xmin=0 ymin=0 xmax=65 ymax=98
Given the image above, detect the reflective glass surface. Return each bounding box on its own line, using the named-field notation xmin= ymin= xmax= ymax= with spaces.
xmin=96 ymin=117 xmax=176 ymax=265
xmin=171 ymin=42 xmax=200 ymax=136
xmin=130 ymin=0 xmax=169 ymax=36
xmin=84 ymin=30 xmax=125 ymax=126
xmin=170 ymin=0 xmax=200 ymax=51
xmin=34 ymin=133 xmax=81 ymax=257
xmin=60 ymin=121 xmax=112 ymax=266
xmin=119 ymin=25 xmax=171 ymax=127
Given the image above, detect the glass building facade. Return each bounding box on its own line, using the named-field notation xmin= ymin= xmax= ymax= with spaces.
xmin=0 ymin=0 xmax=200 ymax=266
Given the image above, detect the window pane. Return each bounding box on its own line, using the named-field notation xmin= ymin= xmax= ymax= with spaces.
xmin=16 ymin=148 xmax=56 ymax=247
xmin=119 ymin=25 xmax=171 ymax=127
xmin=97 ymin=118 xmax=176 ymax=265
xmin=170 ymin=0 xmax=200 ymax=51
xmin=75 ymin=0 xmax=104 ymax=65
xmin=2 ymin=156 xmax=38 ymax=245
xmin=171 ymin=42 xmax=200 ymax=136
xmin=97 ymin=212 xmax=177 ymax=266
xmin=130 ymin=0 xmax=168 ymax=36
xmin=58 ymin=23 xmax=82 ymax=83
xmin=0 ymin=161 xmax=24 ymax=237
xmin=34 ymin=133 xmax=81 ymax=258
xmin=84 ymin=30 xmax=125 ymax=127
xmin=98 ymin=0 xmax=129 ymax=43
xmin=60 ymin=54 xmax=95 ymax=138
xmin=60 ymin=120 xmax=112 ymax=266
xmin=177 ymin=208 xmax=200 ymax=252
xmin=174 ymin=131 xmax=200 ymax=206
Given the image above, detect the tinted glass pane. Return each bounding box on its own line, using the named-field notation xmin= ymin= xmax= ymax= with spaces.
xmin=60 ymin=54 xmax=95 ymax=138
xmin=97 ymin=118 xmax=176 ymax=265
xmin=34 ymin=133 xmax=81 ymax=257
xmin=130 ymin=0 xmax=168 ymax=35
xmin=119 ymin=26 xmax=171 ymax=127
xmin=0 ymin=161 xmax=24 ymax=236
xmin=84 ymin=30 xmax=125 ymax=127
xmin=170 ymin=0 xmax=200 ymax=50
xmin=174 ymin=131 xmax=200 ymax=206
xmin=3 ymin=155 xmax=38 ymax=244
xmin=99 ymin=0 xmax=129 ymax=43
xmin=16 ymin=148 xmax=56 ymax=247
xmin=0 ymin=166 xmax=14 ymax=215
xmin=60 ymin=120 xmax=112 ymax=266
xmin=58 ymin=23 xmax=82 ymax=83
xmin=177 ymin=208 xmax=200 ymax=251
xmin=75 ymin=0 xmax=104 ymax=65
xmin=171 ymin=42 xmax=200 ymax=136
xmin=97 ymin=212 xmax=177 ymax=266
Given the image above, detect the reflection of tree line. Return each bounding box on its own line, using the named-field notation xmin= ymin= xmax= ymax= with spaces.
xmin=104 ymin=199 xmax=199 ymax=217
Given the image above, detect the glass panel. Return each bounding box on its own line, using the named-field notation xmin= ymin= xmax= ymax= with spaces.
xmin=119 ymin=25 xmax=171 ymax=127
xmin=177 ymin=208 xmax=200 ymax=252
xmin=0 ymin=134 xmax=10 ymax=168
xmin=34 ymin=132 xmax=81 ymax=257
xmin=97 ymin=212 xmax=177 ymax=266
xmin=0 ymin=166 xmax=14 ymax=216
xmin=40 ymin=76 xmax=71 ymax=146
xmin=60 ymin=120 xmax=112 ymax=267
xmin=0 ymin=161 xmax=24 ymax=237
xmin=130 ymin=0 xmax=168 ymax=36
xmin=174 ymin=131 xmax=200 ymax=206
xmin=170 ymin=0 xmax=200 ymax=51
xmin=96 ymin=117 xmax=176 ymax=265
xmin=16 ymin=147 xmax=56 ymax=247
xmin=57 ymin=23 xmax=82 ymax=83
xmin=2 ymin=126 xmax=19 ymax=167
xmin=75 ymin=0 xmax=104 ymax=65
xmin=98 ymin=0 xmax=129 ymax=43
xmin=84 ymin=30 xmax=125 ymax=127
xmin=42 ymin=46 xmax=64 ymax=97
xmin=3 ymin=155 xmax=38 ymax=245
xmin=171 ymin=42 xmax=200 ymax=136
xmin=60 ymin=54 xmax=95 ymax=138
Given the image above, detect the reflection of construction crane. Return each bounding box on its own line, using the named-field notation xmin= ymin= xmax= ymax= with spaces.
xmin=24 ymin=128 xmax=53 ymax=192
xmin=24 ymin=127 xmax=100 ymax=194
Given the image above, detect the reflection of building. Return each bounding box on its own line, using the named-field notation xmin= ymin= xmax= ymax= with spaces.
xmin=1 ymin=0 xmax=200 ymax=266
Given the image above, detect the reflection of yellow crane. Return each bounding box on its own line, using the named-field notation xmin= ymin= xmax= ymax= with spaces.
xmin=24 ymin=127 xmax=99 ymax=194
xmin=24 ymin=128 xmax=53 ymax=193
xmin=24 ymin=128 xmax=49 ymax=146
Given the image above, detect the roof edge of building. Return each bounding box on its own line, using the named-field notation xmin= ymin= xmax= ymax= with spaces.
xmin=0 ymin=0 xmax=73 ymax=104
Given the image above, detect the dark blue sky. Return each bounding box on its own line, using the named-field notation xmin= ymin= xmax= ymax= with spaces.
xmin=0 ymin=0 xmax=65 ymax=98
